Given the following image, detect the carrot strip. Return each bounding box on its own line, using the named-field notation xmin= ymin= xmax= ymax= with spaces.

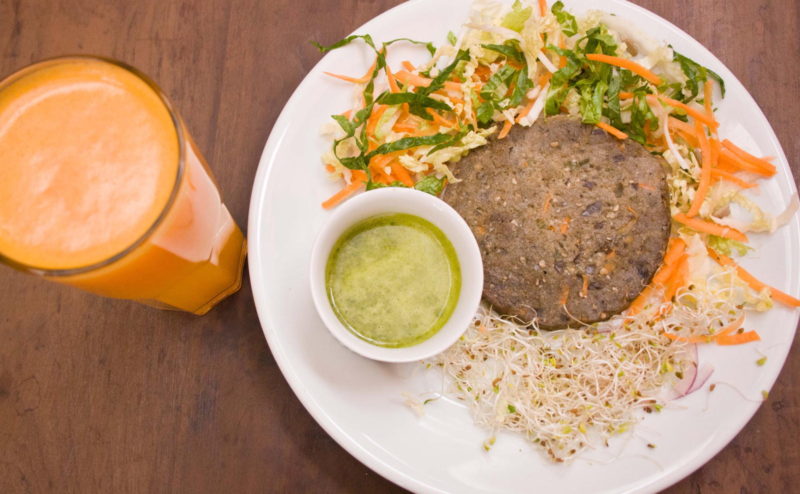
xmin=673 ymin=213 xmax=749 ymax=242
xmin=714 ymin=314 xmax=746 ymax=339
xmin=366 ymin=105 xmax=388 ymax=137
xmin=385 ymin=65 xmax=401 ymax=93
xmin=710 ymin=168 xmax=757 ymax=189
xmin=686 ymin=120 xmax=711 ymax=217
xmin=663 ymin=254 xmax=689 ymax=301
xmin=716 ymin=331 xmax=761 ymax=346
xmin=708 ymin=250 xmax=800 ymax=307
xmin=402 ymin=60 xmax=415 ymax=71
xmin=663 ymin=314 xmax=746 ymax=344
xmin=516 ymin=97 xmax=538 ymax=123
xmin=649 ymin=94 xmax=719 ymax=129
xmin=323 ymin=59 xmax=377 ymax=85
xmin=498 ymin=119 xmax=513 ymax=139
xmin=324 ymin=72 xmax=369 ymax=84
xmin=393 ymin=70 xmax=463 ymax=93
xmin=595 ymin=121 xmax=628 ymax=140
xmin=721 ymin=139 xmax=777 ymax=175
xmin=426 ymin=108 xmax=458 ymax=129
xmin=628 ymin=285 xmax=655 ymax=315
xmin=667 ymin=117 xmax=700 ymax=147
xmin=585 ymin=53 xmax=663 ymax=85
xmin=580 ymin=274 xmax=589 ymax=298
xmin=718 ymin=148 xmax=775 ymax=177
xmin=390 ymin=161 xmax=415 ymax=187
xmin=652 ymin=238 xmax=687 ymax=285
xmin=538 ymin=71 xmax=553 ymax=88
xmin=619 ymin=91 xmax=635 ymax=99
xmin=321 ymin=176 xmax=366 ymax=209
xmin=538 ymin=0 xmax=547 ymax=17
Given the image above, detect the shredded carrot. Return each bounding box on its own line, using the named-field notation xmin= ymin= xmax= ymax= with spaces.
xmin=686 ymin=119 xmax=711 ymax=217
xmin=714 ymin=314 xmax=746 ymax=339
xmin=718 ymin=148 xmax=775 ymax=177
xmin=673 ymin=213 xmax=749 ymax=242
xmin=538 ymin=71 xmax=553 ymax=87
xmin=710 ymin=137 xmax=721 ymax=167
xmin=708 ymin=249 xmax=800 ymax=307
xmin=321 ymin=175 xmax=366 ymax=209
xmin=716 ymin=330 xmax=761 ymax=346
xmin=595 ymin=121 xmax=628 ymax=140
xmin=393 ymin=70 xmax=463 ymax=93
xmin=324 ymin=164 xmax=336 ymax=173
xmin=390 ymin=160 xmax=415 ymax=187
xmin=663 ymin=254 xmax=689 ymax=301
xmin=538 ymin=0 xmax=547 ymax=17
xmin=340 ymin=109 xmax=353 ymax=119
xmin=585 ymin=54 xmax=662 ymax=85
xmin=649 ymin=94 xmax=719 ymax=130
xmin=426 ymin=108 xmax=458 ymax=129
xmin=663 ymin=314 xmax=745 ymax=343
xmin=619 ymin=91 xmax=634 ymax=99
xmin=710 ymin=168 xmax=757 ymax=189
xmin=366 ymin=104 xmax=388 ymax=137
xmin=721 ymin=139 xmax=777 ymax=175
xmin=627 ymin=285 xmax=655 ymax=315
xmin=369 ymin=153 xmax=400 ymax=182
xmin=401 ymin=60 xmax=415 ymax=72
xmin=323 ymin=59 xmax=377 ymax=85
xmin=652 ymin=237 xmax=687 ymax=286
xmin=385 ymin=65 xmax=401 ymax=93
xmin=498 ymin=119 xmax=513 ymax=139
xmin=517 ymin=96 xmax=538 ymax=123
xmin=667 ymin=117 xmax=700 ymax=147
xmin=580 ymin=274 xmax=589 ymax=298
xmin=637 ymin=182 xmax=656 ymax=191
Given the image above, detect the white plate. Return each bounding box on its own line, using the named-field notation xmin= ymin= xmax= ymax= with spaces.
xmin=248 ymin=1 xmax=800 ymax=492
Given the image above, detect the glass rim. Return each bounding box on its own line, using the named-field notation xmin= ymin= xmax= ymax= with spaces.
xmin=0 ymin=55 xmax=186 ymax=277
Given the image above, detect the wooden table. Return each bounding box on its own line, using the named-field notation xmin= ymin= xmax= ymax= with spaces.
xmin=1 ymin=1 xmax=797 ymax=492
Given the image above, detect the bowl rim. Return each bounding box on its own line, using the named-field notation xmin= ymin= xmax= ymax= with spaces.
xmin=308 ymin=187 xmax=483 ymax=363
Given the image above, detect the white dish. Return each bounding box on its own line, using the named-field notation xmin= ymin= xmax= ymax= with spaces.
xmin=248 ymin=1 xmax=800 ymax=492
xmin=309 ymin=187 xmax=483 ymax=363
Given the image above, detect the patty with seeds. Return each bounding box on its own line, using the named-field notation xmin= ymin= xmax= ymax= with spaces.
xmin=442 ymin=115 xmax=671 ymax=329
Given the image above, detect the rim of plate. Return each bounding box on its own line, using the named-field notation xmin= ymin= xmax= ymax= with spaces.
xmin=248 ymin=1 xmax=800 ymax=492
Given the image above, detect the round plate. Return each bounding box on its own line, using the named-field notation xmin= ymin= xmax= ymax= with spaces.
xmin=248 ymin=1 xmax=800 ymax=492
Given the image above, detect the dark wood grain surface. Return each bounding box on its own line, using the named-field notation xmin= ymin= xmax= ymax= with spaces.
xmin=0 ymin=1 xmax=797 ymax=492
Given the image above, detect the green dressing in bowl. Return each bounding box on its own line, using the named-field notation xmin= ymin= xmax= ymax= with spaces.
xmin=325 ymin=213 xmax=461 ymax=348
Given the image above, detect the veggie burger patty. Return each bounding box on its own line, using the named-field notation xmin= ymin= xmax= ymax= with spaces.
xmin=442 ymin=115 xmax=671 ymax=328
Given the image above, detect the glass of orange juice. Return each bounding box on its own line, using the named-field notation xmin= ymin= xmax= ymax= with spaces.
xmin=0 ymin=56 xmax=246 ymax=315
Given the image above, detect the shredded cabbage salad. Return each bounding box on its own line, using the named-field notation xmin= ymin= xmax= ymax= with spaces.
xmin=315 ymin=0 xmax=800 ymax=461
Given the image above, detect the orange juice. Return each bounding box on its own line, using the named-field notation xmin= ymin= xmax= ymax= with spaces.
xmin=0 ymin=57 xmax=245 ymax=314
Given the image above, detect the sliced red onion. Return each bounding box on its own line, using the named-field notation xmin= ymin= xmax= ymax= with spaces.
xmin=686 ymin=363 xmax=714 ymax=395
xmin=659 ymin=344 xmax=698 ymax=400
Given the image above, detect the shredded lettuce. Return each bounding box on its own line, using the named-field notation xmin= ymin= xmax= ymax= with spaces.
xmin=501 ymin=0 xmax=532 ymax=33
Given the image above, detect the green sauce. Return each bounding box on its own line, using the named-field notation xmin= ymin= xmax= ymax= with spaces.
xmin=326 ymin=213 xmax=461 ymax=348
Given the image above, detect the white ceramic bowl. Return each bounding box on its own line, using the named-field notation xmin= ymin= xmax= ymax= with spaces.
xmin=309 ymin=187 xmax=483 ymax=362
